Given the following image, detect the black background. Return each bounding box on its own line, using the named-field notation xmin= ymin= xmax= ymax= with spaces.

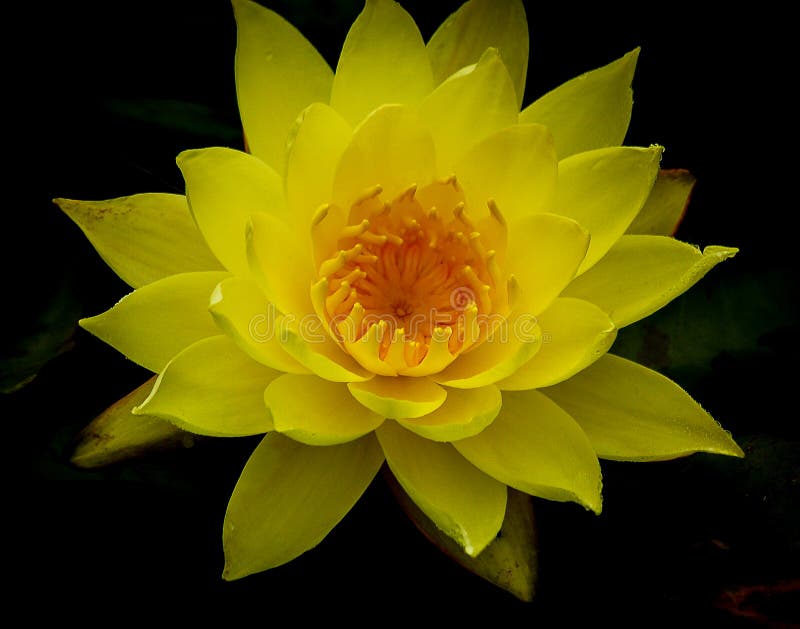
xmin=8 ymin=0 xmax=798 ymax=624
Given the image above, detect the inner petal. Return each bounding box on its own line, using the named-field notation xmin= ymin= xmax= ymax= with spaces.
xmin=315 ymin=180 xmax=508 ymax=376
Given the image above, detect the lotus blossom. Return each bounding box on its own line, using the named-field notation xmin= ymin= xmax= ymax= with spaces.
xmin=57 ymin=0 xmax=743 ymax=583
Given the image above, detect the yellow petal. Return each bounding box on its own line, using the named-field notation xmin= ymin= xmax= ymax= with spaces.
xmin=223 ymin=432 xmax=383 ymax=579
xmin=280 ymin=322 xmax=373 ymax=383
xmin=265 ymin=375 xmax=383 ymax=445
xmin=177 ymin=147 xmax=286 ymax=278
xmin=330 ymin=0 xmax=433 ymax=126
xmin=498 ymin=298 xmax=616 ymax=390
xmin=558 ymin=145 xmax=662 ymax=274
xmin=208 ymin=277 xmax=309 ymax=374
xmin=134 ymin=336 xmax=277 ymax=437
xmin=508 ymin=213 xmax=590 ymax=314
xmin=397 ymin=385 xmax=501 ymax=442
xmin=71 ymin=377 xmax=190 ymax=468
xmin=80 ymin=271 xmax=228 ymax=373
xmin=347 ymin=376 xmax=446 ymax=419
xmin=433 ymin=320 xmax=542 ymax=389
xmin=519 ymin=48 xmax=639 ymax=159
xmin=627 ymin=169 xmax=696 ymax=236
xmin=232 ymin=0 xmax=333 ymax=171
xmin=427 ymin=0 xmax=529 ymax=107
xmin=455 ymin=124 xmax=556 ymax=223
xmin=377 ymin=421 xmax=506 ymax=556
xmin=419 ymin=48 xmax=518 ymax=173
xmin=454 ymin=390 xmax=602 ymax=513
xmin=543 ymin=354 xmax=744 ymax=461
xmin=563 ymin=235 xmax=738 ymax=328
xmin=246 ymin=212 xmax=315 ymax=316
xmin=285 ymin=103 xmax=352 ymax=228
xmin=55 ymin=194 xmax=222 ymax=289
xmin=332 ymin=104 xmax=436 ymax=208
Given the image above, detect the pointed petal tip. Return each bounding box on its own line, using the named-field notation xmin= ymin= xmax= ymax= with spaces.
xmin=461 ymin=533 xmax=478 ymax=558
xmin=728 ymin=440 xmax=746 ymax=459
xmin=626 ymin=46 xmax=641 ymax=63
xmin=221 ymin=560 xmax=240 ymax=582
xmin=77 ymin=315 xmax=97 ymax=333
xmin=706 ymin=428 xmax=746 ymax=459
xmin=610 ymin=46 xmax=640 ymax=78
xmin=577 ymin=478 xmax=603 ymax=515
xmin=704 ymin=245 xmax=739 ymax=259
xmin=478 ymin=46 xmax=501 ymax=62
xmin=221 ymin=550 xmax=248 ymax=581
xmin=588 ymin=486 xmax=603 ymax=515
xmin=52 ymin=197 xmax=72 ymax=211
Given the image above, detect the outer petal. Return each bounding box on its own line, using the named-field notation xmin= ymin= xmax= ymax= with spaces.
xmin=627 ymin=169 xmax=696 ymax=236
xmin=347 ymin=377 xmax=446 ymax=419
xmin=455 ymin=124 xmax=557 ymax=223
xmin=376 ymin=422 xmax=506 ymax=556
xmin=223 ymin=433 xmax=384 ymax=579
xmin=498 ymin=298 xmax=616 ymax=390
xmin=71 ymin=377 xmax=186 ymax=468
xmin=419 ymin=48 xmax=518 ymax=173
xmin=177 ymin=147 xmax=286 ymax=278
xmin=507 ymin=213 xmax=590 ymax=315
xmin=265 ymin=374 xmax=384 ymax=445
xmin=208 ymin=277 xmax=309 ymax=374
xmin=427 ymin=0 xmax=529 ymax=107
xmin=558 ymin=145 xmax=662 ymax=275
xmin=563 ymin=235 xmax=738 ymax=327
xmin=543 ymin=354 xmax=744 ymax=461
xmin=134 ymin=336 xmax=277 ymax=437
xmin=330 ymin=0 xmax=433 ymax=126
xmin=454 ymin=389 xmax=602 ymax=513
xmin=332 ymin=104 xmax=436 ymax=208
xmin=519 ymin=49 xmax=639 ymax=159
xmin=55 ymin=194 xmax=222 ymax=289
xmin=246 ymin=213 xmax=315 ymax=316
xmin=433 ymin=320 xmax=542 ymax=389
xmin=397 ymin=385 xmax=502 ymax=442
xmin=285 ymin=104 xmax=352 ymax=228
xmin=80 ymin=271 xmax=228 ymax=373
xmin=233 ymin=0 xmax=333 ymax=171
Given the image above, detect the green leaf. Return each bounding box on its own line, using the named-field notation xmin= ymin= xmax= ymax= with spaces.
xmin=104 ymin=98 xmax=241 ymax=143
xmin=386 ymin=470 xmax=538 ymax=601
xmin=1 ymin=274 xmax=78 ymax=393
xmin=612 ymin=270 xmax=798 ymax=381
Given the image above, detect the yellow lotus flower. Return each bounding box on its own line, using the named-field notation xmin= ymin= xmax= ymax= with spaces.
xmin=57 ymin=0 xmax=743 ymax=582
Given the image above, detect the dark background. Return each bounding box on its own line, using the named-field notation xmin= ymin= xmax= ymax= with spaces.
xmin=7 ymin=0 xmax=797 ymax=624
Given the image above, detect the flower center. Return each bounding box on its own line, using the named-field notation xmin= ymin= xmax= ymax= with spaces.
xmin=313 ymin=180 xmax=507 ymax=376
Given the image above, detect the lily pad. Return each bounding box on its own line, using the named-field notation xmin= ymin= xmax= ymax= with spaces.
xmin=104 ymin=98 xmax=241 ymax=143
xmin=1 ymin=274 xmax=79 ymax=393
xmin=612 ymin=270 xmax=798 ymax=381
